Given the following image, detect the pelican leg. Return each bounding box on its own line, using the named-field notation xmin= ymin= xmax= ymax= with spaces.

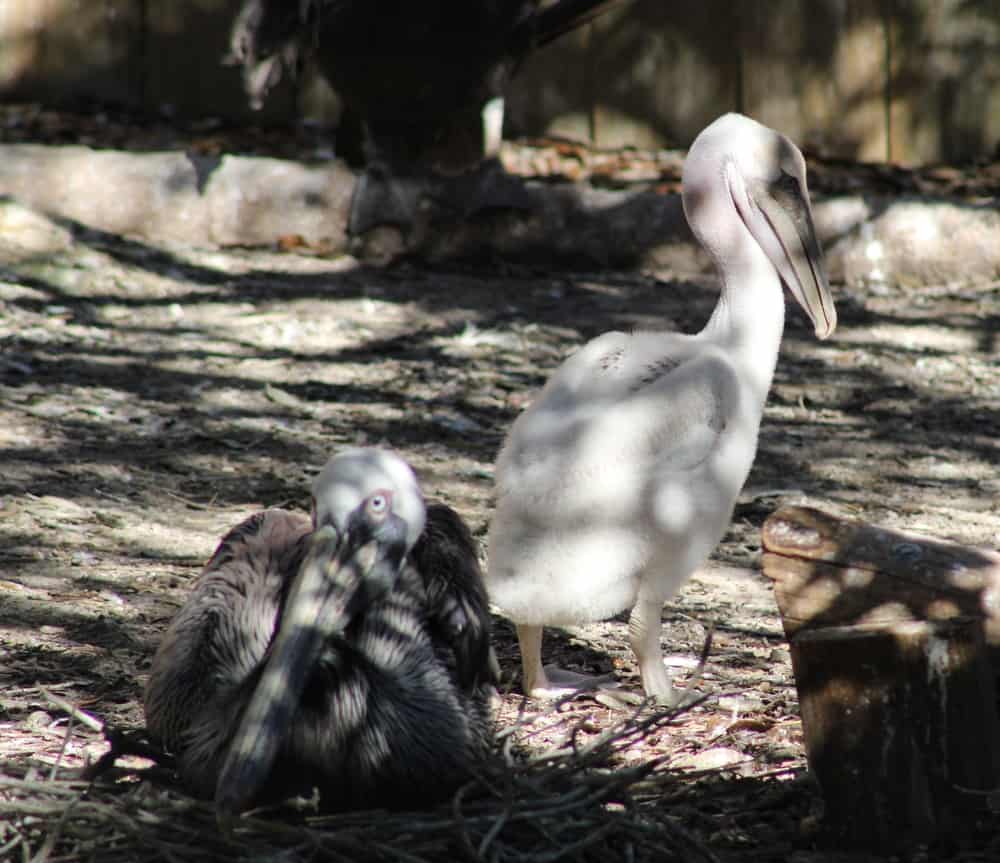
xmin=628 ymin=600 xmax=678 ymax=705
xmin=516 ymin=623 xmax=619 ymax=699
xmin=517 ymin=624 xmax=549 ymax=696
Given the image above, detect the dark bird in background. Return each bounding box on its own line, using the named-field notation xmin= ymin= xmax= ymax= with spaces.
xmin=228 ymin=0 xmax=628 ymax=172
xmin=144 ymin=448 xmax=496 ymax=818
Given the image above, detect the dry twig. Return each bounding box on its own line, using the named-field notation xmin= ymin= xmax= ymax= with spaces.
xmin=0 ymin=704 xmax=723 ymax=863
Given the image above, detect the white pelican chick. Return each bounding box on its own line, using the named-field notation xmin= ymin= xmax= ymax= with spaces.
xmin=486 ymin=113 xmax=836 ymax=701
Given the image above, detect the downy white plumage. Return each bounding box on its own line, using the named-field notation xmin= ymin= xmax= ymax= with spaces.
xmin=487 ymin=113 xmax=836 ymax=701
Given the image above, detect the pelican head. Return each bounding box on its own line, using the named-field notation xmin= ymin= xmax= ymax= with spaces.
xmin=214 ymin=448 xmax=426 ymax=821
xmin=312 ymin=447 xmax=427 ymax=555
xmin=682 ymin=112 xmax=837 ymax=340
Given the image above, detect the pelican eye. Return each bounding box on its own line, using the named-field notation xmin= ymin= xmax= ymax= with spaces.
xmin=768 ymin=169 xmax=806 ymax=214
xmin=365 ymin=490 xmax=392 ymax=520
xmin=772 ymin=169 xmax=801 ymax=195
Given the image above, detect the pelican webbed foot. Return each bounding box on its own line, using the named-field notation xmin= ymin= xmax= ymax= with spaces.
xmin=517 ymin=623 xmax=624 ymax=699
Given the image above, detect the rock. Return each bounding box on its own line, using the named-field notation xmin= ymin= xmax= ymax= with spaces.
xmin=674 ymin=746 xmax=748 ymax=772
xmin=0 ymin=145 xmax=354 ymax=249
xmin=819 ymin=196 xmax=1000 ymax=286
xmin=2 ymin=144 xmax=999 ymax=285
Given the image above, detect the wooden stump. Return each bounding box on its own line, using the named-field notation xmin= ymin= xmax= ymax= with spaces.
xmin=762 ymin=506 xmax=1000 ymax=848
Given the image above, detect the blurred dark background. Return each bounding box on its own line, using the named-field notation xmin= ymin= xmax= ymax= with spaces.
xmin=2 ymin=0 xmax=999 ymax=165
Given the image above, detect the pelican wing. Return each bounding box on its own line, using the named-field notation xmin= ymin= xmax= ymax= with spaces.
xmin=144 ymin=509 xmax=310 ymax=790
xmin=412 ymin=503 xmax=495 ymax=691
xmin=634 ymin=352 xmax=736 ymax=472
xmin=499 ymin=351 xmax=737 ymax=507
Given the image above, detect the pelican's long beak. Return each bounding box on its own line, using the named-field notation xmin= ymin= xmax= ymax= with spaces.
xmin=214 ymin=518 xmax=407 ymax=822
xmin=753 ymin=178 xmax=837 ymax=340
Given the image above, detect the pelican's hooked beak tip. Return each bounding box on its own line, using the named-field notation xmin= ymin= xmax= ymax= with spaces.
xmin=814 ymin=297 xmax=838 ymax=339
xmin=806 ymin=270 xmax=837 ymax=341
xmin=815 ymin=316 xmax=837 ymax=340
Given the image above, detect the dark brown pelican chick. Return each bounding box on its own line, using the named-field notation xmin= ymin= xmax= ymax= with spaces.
xmin=144 ymin=448 xmax=495 ymax=819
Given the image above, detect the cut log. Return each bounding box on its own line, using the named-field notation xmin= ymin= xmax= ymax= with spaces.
xmin=761 ymin=506 xmax=1000 ymax=848
xmin=792 ymin=617 xmax=998 ymax=847
xmin=761 ymin=505 xmax=1000 ymax=654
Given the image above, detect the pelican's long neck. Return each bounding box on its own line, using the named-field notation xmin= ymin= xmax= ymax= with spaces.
xmin=699 ymin=224 xmax=787 ymax=410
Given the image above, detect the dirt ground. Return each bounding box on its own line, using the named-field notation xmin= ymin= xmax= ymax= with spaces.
xmin=0 ymin=117 xmax=998 ymax=861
